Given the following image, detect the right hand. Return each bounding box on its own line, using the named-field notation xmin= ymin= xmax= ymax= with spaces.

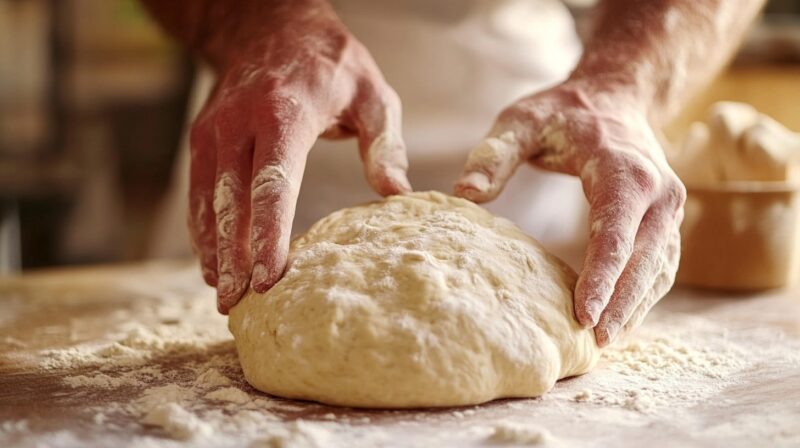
xmin=189 ymin=1 xmax=410 ymax=313
xmin=454 ymin=81 xmax=686 ymax=347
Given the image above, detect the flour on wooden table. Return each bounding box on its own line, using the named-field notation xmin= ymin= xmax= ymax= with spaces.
xmin=3 ymin=264 xmax=799 ymax=447
xmin=142 ymin=403 xmax=213 ymax=440
xmin=251 ymin=421 xmax=334 ymax=448
xmin=487 ymin=422 xmax=552 ymax=445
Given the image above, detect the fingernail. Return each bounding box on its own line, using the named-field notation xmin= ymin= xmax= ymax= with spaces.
xmin=604 ymin=320 xmax=621 ymax=344
xmin=251 ymin=263 xmax=271 ymax=293
xmin=386 ymin=167 xmax=412 ymax=193
xmin=584 ymin=298 xmax=604 ymax=325
xmin=217 ymin=273 xmax=244 ymax=303
xmin=217 ymin=273 xmax=246 ymax=315
xmin=217 ymin=288 xmax=235 ymax=315
xmin=459 ymin=172 xmax=491 ymax=193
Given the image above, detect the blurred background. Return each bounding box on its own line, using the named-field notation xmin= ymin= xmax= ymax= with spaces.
xmin=0 ymin=0 xmax=798 ymax=274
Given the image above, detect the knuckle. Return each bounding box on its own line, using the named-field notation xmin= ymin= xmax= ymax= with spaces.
xmin=261 ymin=90 xmax=305 ymax=124
xmin=592 ymin=229 xmax=634 ymax=263
xmin=616 ymin=152 xmax=659 ymax=196
xmin=213 ymin=172 xmax=244 ymax=216
xmin=606 ymin=231 xmax=634 ymax=259
xmin=663 ymin=176 xmax=687 ymax=212
xmin=215 ymin=211 xmax=238 ymax=244
xmin=251 ymin=164 xmax=291 ymax=202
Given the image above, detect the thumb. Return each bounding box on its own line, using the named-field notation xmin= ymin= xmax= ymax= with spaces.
xmin=454 ymin=122 xmax=526 ymax=203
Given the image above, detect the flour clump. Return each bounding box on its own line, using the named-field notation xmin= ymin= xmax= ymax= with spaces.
xmin=229 ymin=191 xmax=600 ymax=408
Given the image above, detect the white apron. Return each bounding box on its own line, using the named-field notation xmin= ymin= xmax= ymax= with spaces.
xmin=151 ymin=0 xmax=589 ymax=267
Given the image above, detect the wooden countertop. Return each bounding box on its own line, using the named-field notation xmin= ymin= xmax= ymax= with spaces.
xmin=1 ymin=261 xmax=799 ymax=447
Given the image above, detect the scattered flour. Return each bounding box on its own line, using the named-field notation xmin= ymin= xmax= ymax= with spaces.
xmin=621 ymin=390 xmax=657 ymax=413
xmin=63 ymin=366 xmax=162 ymax=389
xmin=142 ymin=402 xmax=213 ymax=440
xmin=548 ymin=314 xmax=752 ymax=415
xmin=253 ymin=421 xmax=333 ymax=448
xmin=603 ymin=335 xmax=743 ymax=380
xmin=63 ymin=372 xmax=141 ymax=389
xmin=194 ymin=368 xmax=232 ymax=388
xmin=5 ymin=263 xmax=799 ymax=447
xmin=487 ymin=422 xmax=553 ymax=445
xmin=40 ymin=323 xmax=223 ymax=371
xmin=134 ymin=384 xmax=198 ymax=413
xmin=20 ymin=284 xmax=342 ymax=447
xmin=205 ymin=387 xmax=251 ymax=404
xmin=572 ymin=390 xmax=592 ymax=402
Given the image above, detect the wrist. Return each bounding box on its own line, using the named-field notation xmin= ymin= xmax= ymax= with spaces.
xmin=558 ymin=75 xmax=650 ymax=119
xmin=197 ymin=0 xmax=338 ymax=70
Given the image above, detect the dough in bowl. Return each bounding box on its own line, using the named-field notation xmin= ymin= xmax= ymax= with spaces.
xmin=229 ymin=191 xmax=600 ymax=408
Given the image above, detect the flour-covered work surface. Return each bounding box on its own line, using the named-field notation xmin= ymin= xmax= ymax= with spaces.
xmin=1 ymin=261 xmax=799 ymax=447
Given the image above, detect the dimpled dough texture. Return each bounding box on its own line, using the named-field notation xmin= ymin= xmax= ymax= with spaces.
xmin=229 ymin=191 xmax=600 ymax=408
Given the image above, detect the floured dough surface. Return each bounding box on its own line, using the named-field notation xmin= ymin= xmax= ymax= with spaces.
xmin=229 ymin=191 xmax=600 ymax=408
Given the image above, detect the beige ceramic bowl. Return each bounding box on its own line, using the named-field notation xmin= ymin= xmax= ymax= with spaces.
xmin=677 ymin=181 xmax=800 ymax=290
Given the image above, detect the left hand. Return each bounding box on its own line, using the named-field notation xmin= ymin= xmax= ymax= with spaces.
xmin=186 ymin=2 xmax=410 ymax=314
xmin=454 ymin=81 xmax=686 ymax=347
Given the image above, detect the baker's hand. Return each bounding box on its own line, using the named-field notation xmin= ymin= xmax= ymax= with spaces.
xmin=190 ymin=2 xmax=410 ymax=314
xmin=454 ymin=81 xmax=685 ymax=347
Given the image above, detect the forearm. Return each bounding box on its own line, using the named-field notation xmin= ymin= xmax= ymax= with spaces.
xmin=138 ymin=0 xmax=333 ymax=69
xmin=570 ymin=0 xmax=765 ymax=126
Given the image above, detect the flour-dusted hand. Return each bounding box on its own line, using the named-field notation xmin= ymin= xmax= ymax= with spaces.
xmin=453 ymin=0 xmax=765 ymax=345
xmin=184 ymin=1 xmax=410 ymax=313
xmin=455 ymin=82 xmax=685 ymax=347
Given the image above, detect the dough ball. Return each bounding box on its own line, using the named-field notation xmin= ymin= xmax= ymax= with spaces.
xmin=229 ymin=192 xmax=599 ymax=408
xmin=670 ymin=101 xmax=800 ymax=184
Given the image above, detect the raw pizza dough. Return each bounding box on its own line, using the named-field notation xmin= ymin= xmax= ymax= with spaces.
xmin=229 ymin=191 xmax=600 ymax=408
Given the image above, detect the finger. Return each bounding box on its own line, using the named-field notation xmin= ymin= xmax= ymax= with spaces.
xmin=188 ymin=118 xmax=219 ymax=287
xmin=351 ymin=83 xmax=411 ymax=195
xmin=454 ymin=123 xmax=526 ymax=203
xmin=594 ymin=207 xmax=674 ymax=347
xmin=622 ymin=226 xmax=680 ymax=335
xmin=250 ymin=111 xmax=317 ymax=294
xmin=573 ymin=184 xmax=650 ymax=327
xmin=214 ymin=131 xmax=254 ymax=315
